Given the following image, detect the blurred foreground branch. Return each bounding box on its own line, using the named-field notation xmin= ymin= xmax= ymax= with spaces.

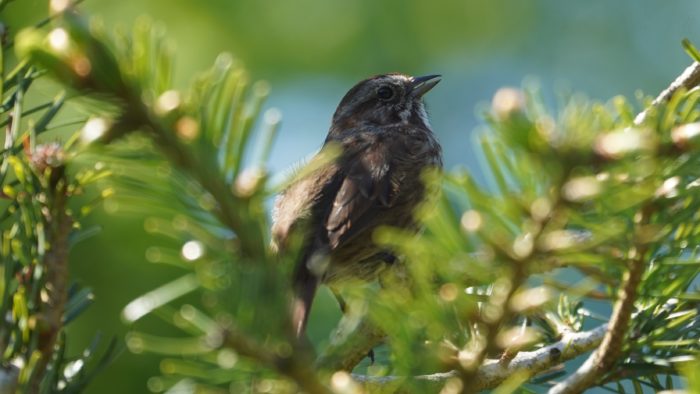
xmin=16 ymin=9 xmax=329 ymax=393
xmin=221 ymin=327 xmax=330 ymax=394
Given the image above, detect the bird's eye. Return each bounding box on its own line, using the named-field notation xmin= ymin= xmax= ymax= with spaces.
xmin=377 ymin=86 xmax=394 ymax=100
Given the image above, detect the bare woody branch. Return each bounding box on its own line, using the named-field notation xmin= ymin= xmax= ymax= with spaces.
xmin=634 ymin=61 xmax=700 ymax=125
xmin=352 ymin=324 xmax=608 ymax=393
xmin=315 ymin=314 xmax=386 ymax=372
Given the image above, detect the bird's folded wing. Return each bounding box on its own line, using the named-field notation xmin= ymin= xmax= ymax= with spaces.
xmin=325 ymin=143 xmax=394 ymax=249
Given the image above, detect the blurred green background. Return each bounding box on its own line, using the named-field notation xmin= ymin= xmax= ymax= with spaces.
xmin=4 ymin=0 xmax=700 ymax=392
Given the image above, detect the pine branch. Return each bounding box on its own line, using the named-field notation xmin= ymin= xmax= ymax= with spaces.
xmin=15 ymin=12 xmax=331 ymax=392
xmin=550 ymin=60 xmax=700 ymax=394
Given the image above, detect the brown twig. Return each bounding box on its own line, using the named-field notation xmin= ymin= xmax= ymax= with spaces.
xmin=27 ymin=177 xmax=72 ymax=393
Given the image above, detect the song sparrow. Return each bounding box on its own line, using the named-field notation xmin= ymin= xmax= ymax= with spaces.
xmin=272 ymin=73 xmax=443 ymax=336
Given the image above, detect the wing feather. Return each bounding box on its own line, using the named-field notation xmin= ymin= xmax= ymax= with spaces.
xmin=325 ymin=144 xmax=393 ymax=249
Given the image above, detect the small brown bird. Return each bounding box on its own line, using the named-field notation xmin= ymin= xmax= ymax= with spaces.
xmin=272 ymin=73 xmax=443 ymax=336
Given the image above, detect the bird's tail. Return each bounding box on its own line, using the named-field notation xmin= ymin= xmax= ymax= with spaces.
xmin=292 ymin=261 xmax=319 ymax=337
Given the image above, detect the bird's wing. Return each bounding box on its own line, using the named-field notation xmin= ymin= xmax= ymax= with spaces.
xmin=325 ymin=142 xmax=394 ymax=249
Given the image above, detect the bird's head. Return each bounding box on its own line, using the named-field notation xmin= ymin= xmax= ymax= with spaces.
xmin=330 ymin=73 xmax=441 ymax=132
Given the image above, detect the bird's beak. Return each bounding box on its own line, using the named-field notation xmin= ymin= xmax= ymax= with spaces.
xmin=411 ymin=74 xmax=442 ymax=98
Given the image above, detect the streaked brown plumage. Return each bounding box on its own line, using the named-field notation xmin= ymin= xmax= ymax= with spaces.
xmin=272 ymin=73 xmax=442 ymax=336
